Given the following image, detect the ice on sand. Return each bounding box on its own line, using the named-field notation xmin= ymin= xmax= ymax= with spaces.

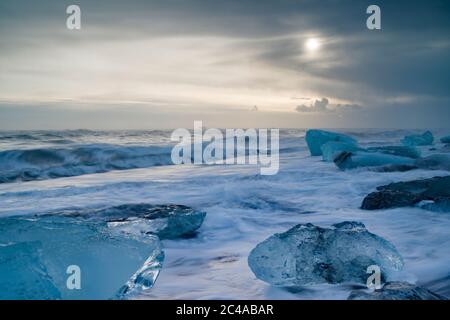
xmin=0 ymin=215 xmax=164 ymax=300
xmin=100 ymin=204 xmax=206 ymax=240
xmin=248 ymin=221 xmax=403 ymax=287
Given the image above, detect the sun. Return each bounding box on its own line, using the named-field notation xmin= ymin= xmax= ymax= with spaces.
xmin=305 ymin=38 xmax=320 ymax=51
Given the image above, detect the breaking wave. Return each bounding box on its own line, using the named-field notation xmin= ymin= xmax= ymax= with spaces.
xmin=0 ymin=144 xmax=174 ymax=183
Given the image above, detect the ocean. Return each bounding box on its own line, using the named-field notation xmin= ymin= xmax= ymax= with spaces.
xmin=0 ymin=129 xmax=449 ymax=299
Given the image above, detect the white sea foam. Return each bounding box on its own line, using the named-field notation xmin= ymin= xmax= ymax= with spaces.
xmin=0 ymin=129 xmax=449 ymax=299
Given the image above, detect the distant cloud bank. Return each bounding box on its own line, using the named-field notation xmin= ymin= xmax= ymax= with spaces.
xmin=295 ymin=98 xmax=362 ymax=113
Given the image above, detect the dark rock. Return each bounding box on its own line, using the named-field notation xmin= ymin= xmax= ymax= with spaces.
xmin=361 ymin=190 xmax=421 ymax=210
xmin=377 ymin=176 xmax=450 ymax=197
xmin=361 ymin=176 xmax=450 ymax=211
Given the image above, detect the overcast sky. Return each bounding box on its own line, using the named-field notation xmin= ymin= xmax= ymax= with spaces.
xmin=0 ymin=0 xmax=449 ymax=129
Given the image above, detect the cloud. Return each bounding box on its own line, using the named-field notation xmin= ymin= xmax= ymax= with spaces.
xmin=296 ymin=98 xmax=362 ymax=113
xmin=334 ymin=103 xmax=363 ymax=112
xmin=0 ymin=0 xmax=449 ymax=129
xmin=296 ymin=98 xmax=328 ymax=113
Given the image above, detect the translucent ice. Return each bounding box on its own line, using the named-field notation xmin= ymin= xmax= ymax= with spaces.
xmin=248 ymin=221 xmax=403 ymax=287
xmin=324 ymin=145 xmax=420 ymax=164
xmin=0 ymin=242 xmax=61 ymax=300
xmin=88 ymin=204 xmax=206 ymax=240
xmin=334 ymin=151 xmax=415 ymax=170
xmin=415 ymin=154 xmax=450 ymax=171
xmin=401 ymin=131 xmax=434 ymax=147
xmin=321 ymin=142 xmax=361 ymax=162
xmin=305 ymin=130 xmax=358 ymax=156
xmin=0 ymin=215 xmax=164 ymax=300
xmin=366 ymin=146 xmax=421 ymax=159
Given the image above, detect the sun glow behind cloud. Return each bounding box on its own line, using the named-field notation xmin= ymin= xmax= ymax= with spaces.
xmin=0 ymin=33 xmax=320 ymax=113
xmin=305 ymin=38 xmax=320 ymax=51
xmin=0 ymin=0 xmax=449 ymax=129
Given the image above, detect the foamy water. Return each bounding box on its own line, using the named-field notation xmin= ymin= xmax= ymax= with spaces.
xmin=0 ymin=129 xmax=449 ymax=299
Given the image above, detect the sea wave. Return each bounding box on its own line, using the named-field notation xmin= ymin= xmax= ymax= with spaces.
xmin=0 ymin=144 xmax=174 ymax=183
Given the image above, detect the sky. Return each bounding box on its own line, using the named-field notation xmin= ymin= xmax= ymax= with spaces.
xmin=0 ymin=0 xmax=449 ymax=129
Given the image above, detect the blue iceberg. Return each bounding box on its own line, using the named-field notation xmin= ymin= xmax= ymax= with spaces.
xmin=415 ymin=154 xmax=450 ymax=171
xmin=321 ymin=142 xmax=361 ymax=162
xmin=0 ymin=215 xmax=164 ymax=300
xmin=322 ymin=144 xmax=420 ymax=164
xmin=334 ymin=151 xmax=415 ymax=170
xmin=248 ymin=221 xmax=403 ymax=287
xmin=366 ymin=146 xmax=421 ymax=159
xmin=441 ymin=136 xmax=450 ymax=144
xmin=305 ymin=130 xmax=358 ymax=156
xmin=401 ymin=131 xmax=434 ymax=146
xmin=0 ymin=242 xmax=62 ymax=300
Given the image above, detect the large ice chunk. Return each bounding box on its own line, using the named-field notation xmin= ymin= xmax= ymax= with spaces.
xmin=366 ymin=146 xmax=421 ymax=159
xmin=322 ymin=145 xmax=419 ymax=163
xmin=372 ymin=154 xmax=450 ymax=173
xmin=401 ymin=131 xmax=434 ymax=146
xmin=321 ymin=142 xmax=361 ymax=162
xmin=70 ymin=204 xmax=206 ymax=240
xmin=441 ymin=135 xmax=450 ymax=144
xmin=0 ymin=242 xmax=61 ymax=300
xmin=248 ymin=221 xmax=403 ymax=287
xmin=0 ymin=215 xmax=164 ymax=300
xmin=305 ymin=130 xmax=358 ymax=156
xmin=348 ymin=282 xmax=447 ymax=300
xmin=334 ymin=151 xmax=415 ymax=170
